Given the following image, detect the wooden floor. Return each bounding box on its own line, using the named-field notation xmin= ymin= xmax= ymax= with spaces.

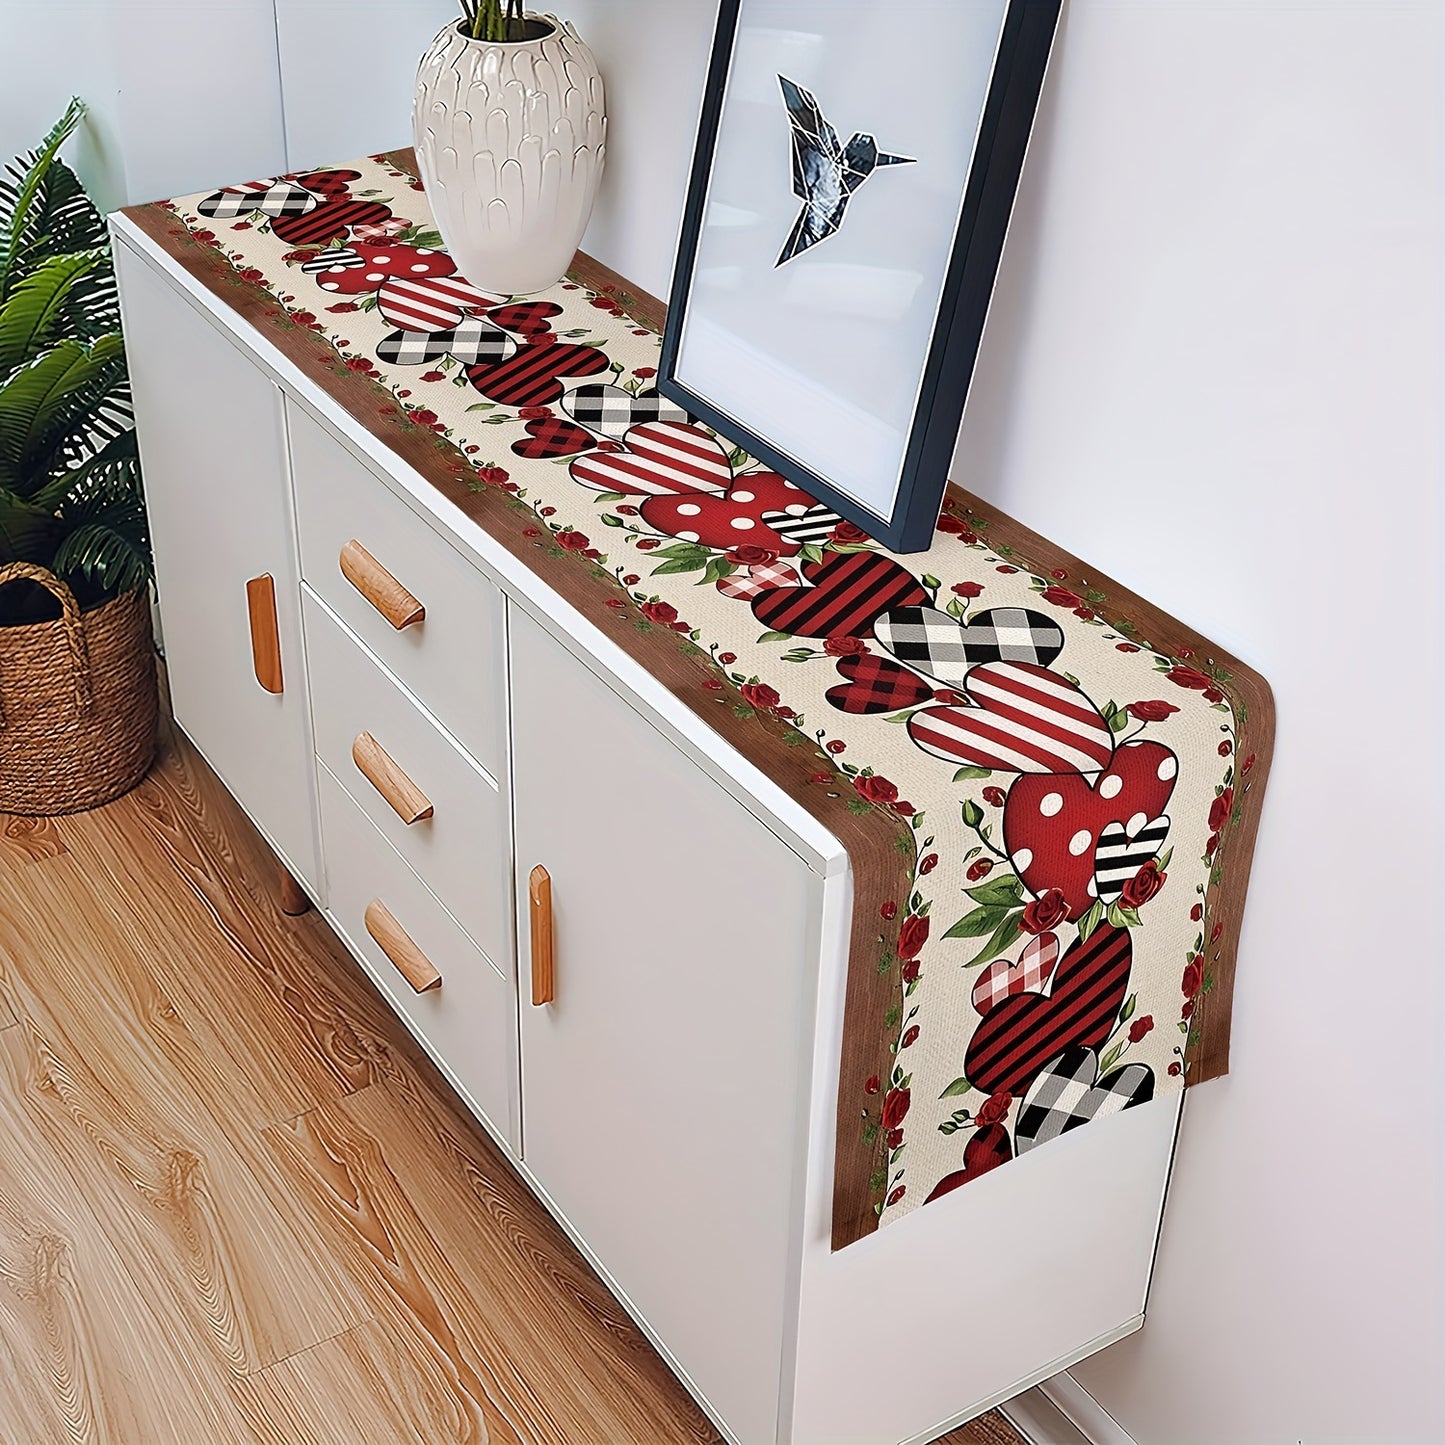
xmin=0 ymin=720 xmax=1026 ymax=1445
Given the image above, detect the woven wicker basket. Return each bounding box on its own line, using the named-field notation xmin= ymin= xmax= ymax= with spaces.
xmin=0 ymin=562 xmax=158 ymax=815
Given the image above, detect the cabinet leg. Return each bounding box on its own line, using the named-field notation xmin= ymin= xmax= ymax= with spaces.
xmin=278 ymin=866 xmax=311 ymax=916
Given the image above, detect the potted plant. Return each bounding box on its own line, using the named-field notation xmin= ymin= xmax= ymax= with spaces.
xmin=0 ymin=99 xmax=157 ymax=815
xmin=413 ymin=4 xmax=606 ymax=295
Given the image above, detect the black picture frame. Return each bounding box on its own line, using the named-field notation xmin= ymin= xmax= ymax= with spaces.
xmin=658 ymin=0 xmax=1061 ymax=554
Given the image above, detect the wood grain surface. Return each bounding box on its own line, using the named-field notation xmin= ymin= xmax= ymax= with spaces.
xmin=0 ymin=715 xmax=1024 ymax=1444
xmin=122 ymin=150 xmax=1273 ymax=1250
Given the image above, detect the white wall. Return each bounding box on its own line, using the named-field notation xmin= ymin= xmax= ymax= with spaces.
xmin=5 ymin=3 xmax=1441 ymax=1440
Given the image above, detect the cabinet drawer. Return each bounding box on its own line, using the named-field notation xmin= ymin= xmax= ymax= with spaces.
xmin=318 ymin=763 xmax=517 ymax=1148
xmin=288 ymin=399 xmax=507 ymax=775
xmin=303 ymin=589 xmax=510 ymax=968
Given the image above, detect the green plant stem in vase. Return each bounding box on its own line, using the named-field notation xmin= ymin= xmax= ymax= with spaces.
xmin=460 ymin=0 xmax=526 ymax=42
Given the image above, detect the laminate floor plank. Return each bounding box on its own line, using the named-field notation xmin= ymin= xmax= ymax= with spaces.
xmin=0 ymin=814 xmax=68 ymax=868
xmin=52 ymin=732 xmax=386 ymax=1126
xmin=0 ymin=858 xmax=373 ymax=1377
xmin=0 ymin=717 xmax=1024 ymax=1445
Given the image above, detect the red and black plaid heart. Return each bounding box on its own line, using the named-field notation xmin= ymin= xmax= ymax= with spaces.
xmin=825 ymin=653 xmax=934 ymax=715
xmin=923 ymin=1124 xmax=1013 ymax=1202
xmin=511 ymin=415 xmax=599 ymax=460
xmin=488 ymin=301 xmax=563 ymax=337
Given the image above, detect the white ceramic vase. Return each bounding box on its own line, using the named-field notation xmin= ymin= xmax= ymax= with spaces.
xmin=413 ymin=13 xmax=606 ymax=296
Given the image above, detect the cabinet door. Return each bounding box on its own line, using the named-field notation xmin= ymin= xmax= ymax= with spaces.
xmin=116 ymin=243 xmax=318 ymax=891
xmin=511 ymin=607 xmax=817 ymax=1445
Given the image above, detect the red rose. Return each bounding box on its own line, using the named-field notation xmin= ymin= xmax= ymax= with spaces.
xmin=623 ymin=573 xmax=641 ymax=586
xmin=932 ymin=689 xmax=966 ymax=705
xmin=900 ymin=1025 xmax=920 ymax=1048
xmin=702 ymin=678 xmax=722 ymax=691
xmin=1116 ymin=642 xmax=1141 ymax=653
xmin=523 ymin=527 xmax=541 ymax=539
xmin=640 ymin=599 xmax=678 ymax=624
xmin=826 ymin=739 xmax=846 ymax=754
xmin=585 ymin=549 xmax=602 ymax=561
xmin=996 ymin=564 xmax=1018 ymax=574
xmin=192 ymin=229 xmax=216 ymax=243
xmin=982 ymin=785 xmax=1006 ymax=807
xmin=886 ymin=1127 xmax=904 ymax=1149
xmin=809 ymin=770 xmax=832 ymax=784
xmin=1121 ymin=860 xmax=1166 ymax=909
xmin=1181 ymin=998 xmax=1195 ymax=1019
xmin=1181 ymin=957 xmax=1203 ymax=997
xmin=880 ymin=901 xmax=898 ymax=920
xmin=831 ymin=520 xmax=869 ymax=544
xmin=1177 ymin=647 xmax=1194 ymax=660
xmin=347 ymin=356 xmax=373 ymax=372
xmin=589 ymin=295 xmax=615 ymax=308
xmin=635 ymin=538 xmax=660 ymax=551
xmin=886 ymin=1185 xmax=906 ymax=1207
xmin=605 ymin=598 xmax=625 ymax=610
xmin=1041 ymin=585 xmax=1084 ymax=608
xmin=1242 ymin=753 xmax=1256 ymax=774
xmin=1127 ymin=700 xmax=1179 ymax=723
xmin=976 ymin=1091 xmax=1012 ymax=1129
xmin=540 ymin=506 xmax=557 ymax=517
xmin=634 ymin=366 xmax=657 ymax=379
xmin=895 ymin=802 xmax=915 ymax=816
xmin=741 ymin=681 xmax=780 ymax=711
xmin=1205 ymin=831 xmax=1221 ymax=858
xmin=615 ymin=504 xmax=639 ymax=516
xmin=1021 ymin=888 xmax=1069 ymax=934
xmin=519 ymin=405 xmax=553 ymax=420
xmin=900 ymin=958 xmax=920 ymax=983
xmin=854 ymin=773 xmax=899 ymax=805
xmin=290 ymin=310 xmax=316 ymax=326
xmin=936 ymin=514 xmax=967 ymax=535
xmin=726 ymin=544 xmax=777 ymax=566
xmin=1208 ymin=787 xmax=1235 ymax=832
xmin=475 ymin=465 xmax=509 ymax=486
xmin=1190 ymin=903 xmax=1204 ymax=922
xmin=1128 ymin=1015 xmax=1155 ymax=1044
xmin=238 ymin=267 xmax=264 ymax=282
xmin=411 ymin=409 xmax=440 ymax=428
xmin=880 ymin=1087 xmax=911 ymax=1130
xmin=896 ymin=913 xmax=929 ymax=961
xmin=966 ymin=858 xmax=993 ymax=882
xmin=1168 ymin=1061 xmax=1183 ymax=1077
xmin=919 ymin=853 xmax=938 ymax=875
xmin=558 ymin=531 xmax=590 ymax=552
xmin=951 ymin=580 xmax=984 ymax=599
xmin=824 ymin=635 xmax=867 ymax=657
xmin=1211 ymin=920 xmax=1224 ymax=944
xmin=1168 ymin=665 xmax=1213 ymax=690
xmin=326 ymin=302 xmax=359 ymax=313
xmin=865 ymin=1074 xmax=881 ymax=1095
xmin=718 ymin=652 xmax=736 ymax=665
xmin=1050 ymin=568 xmax=1069 ymax=581
xmin=420 ymin=369 xmax=445 ymax=382
xmin=1201 ymin=687 xmax=1223 ymax=703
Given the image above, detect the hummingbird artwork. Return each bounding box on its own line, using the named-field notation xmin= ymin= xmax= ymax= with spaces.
xmin=776 ymin=75 xmax=916 ymax=267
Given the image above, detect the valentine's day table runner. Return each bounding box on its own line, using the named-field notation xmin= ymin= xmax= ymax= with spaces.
xmin=129 ymin=151 xmax=1273 ymax=1249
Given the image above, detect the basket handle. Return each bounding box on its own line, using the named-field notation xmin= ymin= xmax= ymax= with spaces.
xmin=0 ymin=562 xmax=94 ymax=728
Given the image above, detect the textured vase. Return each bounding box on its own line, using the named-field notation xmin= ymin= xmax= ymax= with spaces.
xmin=413 ymin=15 xmax=606 ymax=296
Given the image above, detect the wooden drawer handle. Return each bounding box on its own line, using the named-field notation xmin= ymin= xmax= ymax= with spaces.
xmin=339 ymin=540 xmax=424 ymax=630
xmin=245 ymin=574 xmax=283 ymax=694
xmin=364 ymin=899 xmax=441 ymax=992
xmin=529 ymin=864 xmax=554 ymax=1006
xmin=352 ymin=731 xmax=433 ymax=825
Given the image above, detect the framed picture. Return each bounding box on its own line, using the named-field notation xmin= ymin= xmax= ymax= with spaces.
xmin=658 ymin=0 xmax=1061 ymax=553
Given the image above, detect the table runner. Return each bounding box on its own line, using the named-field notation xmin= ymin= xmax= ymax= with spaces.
xmin=133 ymin=152 xmax=1273 ymax=1249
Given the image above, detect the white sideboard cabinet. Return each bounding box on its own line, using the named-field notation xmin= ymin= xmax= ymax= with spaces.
xmin=114 ymin=216 xmax=1182 ymax=1445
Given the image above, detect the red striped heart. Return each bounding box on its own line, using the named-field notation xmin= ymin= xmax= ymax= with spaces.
xmin=751 ymin=552 xmax=928 ymax=638
xmin=1003 ymin=740 xmax=1178 ymax=920
xmin=964 ymin=924 xmax=1133 ymax=1096
xmin=271 ymin=199 xmax=394 ymax=248
xmin=571 ymin=422 xmax=732 ymax=497
xmin=907 ymin=662 xmax=1113 ymax=775
xmin=377 ymin=274 xmax=502 ymax=331
xmin=971 ymin=931 xmax=1060 ymax=1016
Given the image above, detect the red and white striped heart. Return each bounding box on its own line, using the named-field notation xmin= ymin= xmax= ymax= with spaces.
xmin=570 ymin=422 xmax=731 ymax=497
xmin=907 ymin=662 xmax=1114 ymax=774
xmin=971 ymin=931 xmax=1060 ymax=1016
xmin=377 ymin=274 xmax=504 ymax=331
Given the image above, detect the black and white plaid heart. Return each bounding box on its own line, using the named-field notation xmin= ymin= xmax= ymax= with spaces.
xmin=874 ymin=605 xmax=1065 ymax=684
xmin=1014 ymin=1045 xmax=1155 ymax=1154
xmin=301 ymin=248 xmax=366 ymax=275
xmin=759 ymin=503 xmax=845 ymax=546
xmin=197 ymin=181 xmax=318 ymax=220
xmin=376 ymin=317 xmax=517 ymax=368
xmin=1094 ymin=814 xmax=1171 ymax=904
xmin=561 ymin=384 xmax=688 ymax=438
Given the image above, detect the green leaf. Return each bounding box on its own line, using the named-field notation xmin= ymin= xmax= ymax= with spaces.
xmin=650 ymin=556 xmax=709 ymax=576
xmin=964 ymin=874 xmax=1024 ymax=908
xmin=968 ymin=910 xmax=1024 ymax=969
xmin=938 ymin=1077 xmax=973 ymax=1099
xmin=0 ymin=248 xmax=103 ymax=375
xmin=1120 ymin=992 xmax=1136 ymax=1023
xmin=952 ymin=766 xmax=992 ymax=781
xmin=961 ymin=799 xmax=984 ymax=828
xmin=599 ymin=512 xmax=625 ymax=527
xmin=1098 ymin=1040 xmax=1125 ymax=1076
xmin=799 ymin=543 xmax=825 ymax=566
xmin=1076 ymin=899 xmax=1105 ymax=942
xmin=943 ymin=904 xmax=1011 ymax=940
xmin=1109 ymin=710 xmax=1130 ymax=733
xmin=921 ymin=573 xmax=941 ymax=591
xmin=757 ymin=629 xmax=792 ymax=644
xmin=698 ymin=556 xmax=736 ymax=587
